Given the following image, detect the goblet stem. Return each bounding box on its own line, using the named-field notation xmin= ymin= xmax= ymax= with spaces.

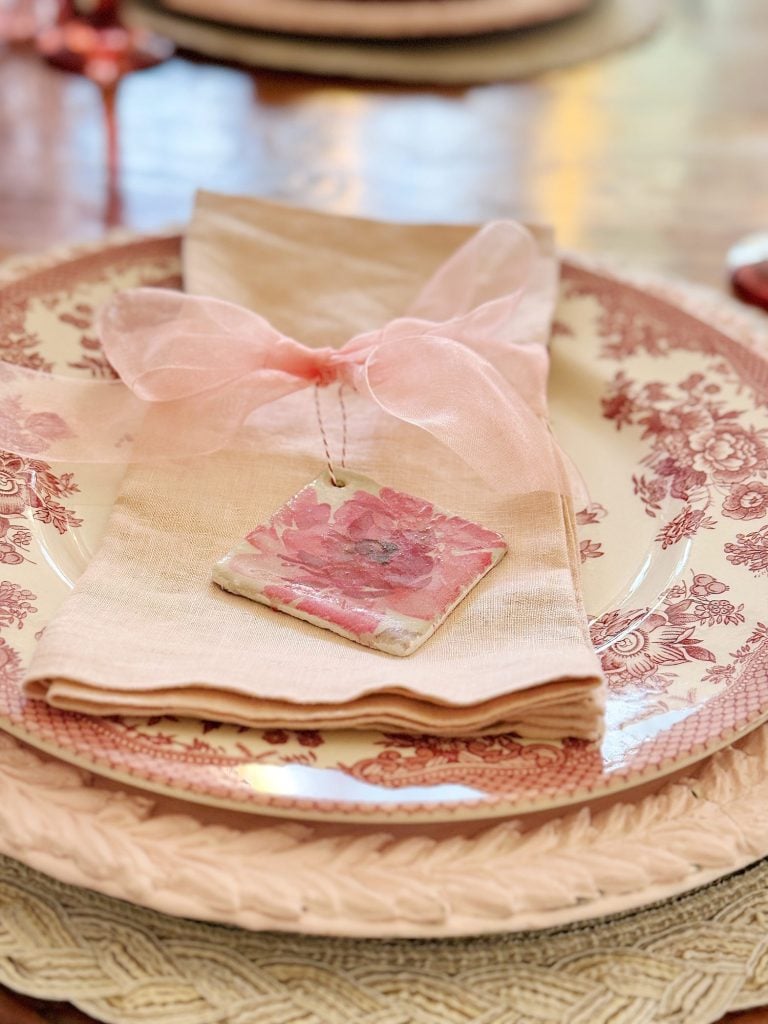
xmin=101 ymin=80 xmax=122 ymax=228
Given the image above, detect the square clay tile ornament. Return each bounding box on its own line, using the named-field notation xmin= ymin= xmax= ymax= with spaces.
xmin=213 ymin=470 xmax=507 ymax=656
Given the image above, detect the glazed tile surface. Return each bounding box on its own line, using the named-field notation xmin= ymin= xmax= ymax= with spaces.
xmin=213 ymin=470 xmax=507 ymax=656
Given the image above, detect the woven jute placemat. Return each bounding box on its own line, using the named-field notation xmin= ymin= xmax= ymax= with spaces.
xmin=2 ymin=852 xmax=768 ymax=1024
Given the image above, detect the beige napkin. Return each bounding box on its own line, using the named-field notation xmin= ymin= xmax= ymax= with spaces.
xmin=25 ymin=193 xmax=605 ymax=740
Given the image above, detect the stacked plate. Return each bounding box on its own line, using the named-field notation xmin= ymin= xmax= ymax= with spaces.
xmin=1 ymin=233 xmax=767 ymax=941
xmin=140 ymin=0 xmax=596 ymax=40
xmin=120 ymin=0 xmax=662 ymax=84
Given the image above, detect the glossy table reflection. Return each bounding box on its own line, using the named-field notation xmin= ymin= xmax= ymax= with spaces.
xmin=0 ymin=0 xmax=766 ymax=1021
xmin=0 ymin=0 xmax=765 ymax=288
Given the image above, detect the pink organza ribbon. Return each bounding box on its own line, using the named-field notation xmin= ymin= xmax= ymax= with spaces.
xmin=0 ymin=221 xmax=570 ymax=495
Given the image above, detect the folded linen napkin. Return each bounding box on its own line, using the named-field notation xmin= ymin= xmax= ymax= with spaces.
xmin=24 ymin=192 xmax=605 ymax=739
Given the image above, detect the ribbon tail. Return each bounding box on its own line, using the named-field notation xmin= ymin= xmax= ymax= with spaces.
xmin=359 ymin=334 xmax=572 ymax=497
xmin=0 ymin=360 xmax=314 ymax=464
xmin=0 ymin=287 xmax=314 ymax=464
xmin=0 ymin=364 xmax=146 ymax=463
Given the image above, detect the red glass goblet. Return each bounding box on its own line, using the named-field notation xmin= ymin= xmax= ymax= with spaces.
xmin=36 ymin=1 xmax=173 ymax=87
xmin=36 ymin=1 xmax=174 ymax=226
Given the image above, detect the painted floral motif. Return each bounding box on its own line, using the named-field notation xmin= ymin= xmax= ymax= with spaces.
xmin=0 ymin=449 xmax=81 ymax=552
xmin=221 ymin=477 xmax=505 ymax=651
xmin=61 ymin=272 xmax=181 ymax=379
xmin=262 ymin=729 xmax=324 ymax=748
xmin=576 ymin=503 xmax=607 ymax=526
xmin=340 ymin=732 xmax=602 ymax=794
xmin=591 ymin=572 xmax=744 ymax=696
xmin=59 ymin=299 xmax=118 ymax=380
xmin=0 ymin=298 xmax=52 ymax=372
xmin=109 ymin=716 xmax=327 ymax=769
xmin=0 ymin=520 xmax=31 ymax=565
xmin=722 ymin=481 xmax=768 ymax=521
xmin=688 ymin=413 xmax=768 ymax=484
xmin=576 ymin=502 xmax=606 ymax=563
xmin=571 ymin=264 xmax=768 ymax=576
xmin=0 ymin=397 xmax=82 ymax=562
xmin=0 ymin=250 xmax=177 ymax=571
xmin=31 ymin=258 xmax=182 ymax=379
xmin=601 ymin=370 xmax=768 ymax=550
xmin=0 ymin=636 xmax=22 ymax=685
xmin=69 ymin=327 xmax=119 ymax=379
xmin=655 ymin=506 xmax=717 ymax=550
xmin=689 ymin=573 xmax=727 ymax=597
xmin=562 ymin=266 xmax=720 ymax=362
xmin=580 ymin=539 xmax=604 ymax=561
xmin=0 ymin=581 xmax=37 ymax=630
xmin=702 ymin=622 xmax=768 ymax=686
xmin=592 ymin=612 xmax=710 ymax=692
xmin=0 ymin=398 xmax=72 ymax=457
xmin=725 ymin=525 xmax=768 ymax=576
xmin=0 ymin=577 xmax=35 ymax=695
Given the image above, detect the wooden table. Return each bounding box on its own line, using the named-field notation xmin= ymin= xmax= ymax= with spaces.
xmin=0 ymin=1 xmax=766 ymax=1021
xmin=0 ymin=0 xmax=766 ymax=286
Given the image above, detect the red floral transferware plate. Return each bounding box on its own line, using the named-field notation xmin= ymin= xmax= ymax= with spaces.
xmin=0 ymin=237 xmax=766 ymax=823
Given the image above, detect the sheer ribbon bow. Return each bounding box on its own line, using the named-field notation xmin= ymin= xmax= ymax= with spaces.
xmin=0 ymin=221 xmax=570 ymax=495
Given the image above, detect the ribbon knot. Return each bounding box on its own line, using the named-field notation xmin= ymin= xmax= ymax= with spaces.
xmin=307 ymin=350 xmax=344 ymax=387
xmin=0 ymin=220 xmax=573 ymax=498
xmin=276 ymin=345 xmax=359 ymax=388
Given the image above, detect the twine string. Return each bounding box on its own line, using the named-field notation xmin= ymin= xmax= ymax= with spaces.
xmin=339 ymin=383 xmax=348 ymax=470
xmin=313 ymin=383 xmax=347 ymax=487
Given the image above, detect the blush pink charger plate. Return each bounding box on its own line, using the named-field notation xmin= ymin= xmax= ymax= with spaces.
xmin=0 ymin=235 xmax=767 ymax=937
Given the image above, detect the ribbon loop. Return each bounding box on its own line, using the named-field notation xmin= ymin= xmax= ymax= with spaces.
xmin=357 ymin=333 xmax=561 ymax=494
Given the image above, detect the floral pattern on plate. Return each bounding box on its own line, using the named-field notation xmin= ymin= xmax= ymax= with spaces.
xmin=0 ymin=239 xmax=765 ymax=821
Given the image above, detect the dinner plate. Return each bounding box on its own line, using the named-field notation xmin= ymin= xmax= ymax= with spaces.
xmin=155 ymin=0 xmax=592 ymax=40
xmin=0 ymin=236 xmax=766 ymax=823
xmin=122 ymin=0 xmax=661 ymax=85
